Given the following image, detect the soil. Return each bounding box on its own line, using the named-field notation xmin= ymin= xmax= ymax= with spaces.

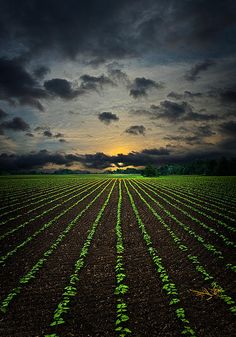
xmin=0 ymin=177 xmax=235 ymax=337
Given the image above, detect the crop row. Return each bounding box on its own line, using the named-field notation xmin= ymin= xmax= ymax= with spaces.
xmin=0 ymin=181 xmax=75 ymax=213
xmin=142 ymin=180 xmax=236 ymax=234
xmin=0 ymin=179 xmax=96 ymax=221
xmin=149 ymin=179 xmax=236 ymax=216
xmin=132 ymin=180 xmax=235 ymax=270
xmin=136 ymin=180 xmax=236 ymax=250
xmin=152 ymin=180 xmax=236 ymax=214
xmin=0 ymin=179 xmax=108 ymax=265
xmin=124 ymin=180 xmax=197 ymax=337
xmin=146 ymin=180 xmax=236 ymax=223
xmin=114 ymin=180 xmax=131 ymax=337
xmin=150 ymin=177 xmax=236 ymax=206
xmin=127 ymin=180 xmax=236 ymax=315
xmin=0 ymin=179 xmax=113 ymax=314
xmin=44 ymin=180 xmax=116 ymax=336
xmin=0 ymin=177 xmax=82 ymax=210
xmin=0 ymin=179 xmax=101 ymax=239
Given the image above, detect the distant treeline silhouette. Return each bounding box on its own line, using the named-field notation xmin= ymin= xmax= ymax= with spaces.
xmin=141 ymin=157 xmax=236 ymax=177
xmin=111 ymin=157 xmax=236 ymax=176
xmin=1 ymin=157 xmax=235 ymax=176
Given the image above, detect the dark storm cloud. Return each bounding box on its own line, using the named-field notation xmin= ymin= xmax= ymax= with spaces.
xmin=35 ymin=126 xmax=65 ymax=139
xmin=125 ymin=125 xmax=146 ymax=135
xmin=164 ymin=125 xmax=215 ymax=145
xmin=148 ymin=100 xmax=218 ymax=122
xmin=130 ymin=77 xmax=164 ymax=99
xmin=81 ymin=150 xmax=167 ymax=169
xmin=217 ymin=121 xmax=236 ymax=151
xmin=108 ymin=69 xmax=130 ymax=85
xmin=107 ymin=62 xmax=130 ymax=85
xmin=185 ymin=60 xmax=215 ymax=81
xmin=0 ymin=1 xmax=235 ymax=62
xmin=34 ymin=126 xmax=48 ymax=132
xmin=25 ymin=132 xmax=34 ymax=137
xmin=1 ymin=142 xmax=235 ymax=171
xmin=98 ymin=112 xmax=119 ymax=125
xmin=184 ymin=112 xmax=219 ymax=122
xmin=0 ymin=147 xmax=170 ymax=170
xmin=167 ymin=91 xmax=203 ymax=100
xmin=44 ymin=78 xmax=83 ymax=99
xmin=220 ymin=90 xmax=236 ymax=103
xmin=43 ymin=129 xmax=65 ymax=138
xmin=151 ymin=101 xmax=190 ymax=120
xmin=0 ymin=58 xmax=47 ymax=110
xmin=0 ymin=108 xmax=8 ymax=119
xmin=43 ymin=130 xmax=53 ymax=137
xmin=141 ymin=148 xmax=169 ymax=155
xmin=196 ymin=125 xmax=216 ymax=137
xmin=0 ymin=117 xmax=30 ymax=134
xmin=80 ymin=74 xmax=115 ymax=91
xmin=167 ymin=92 xmax=183 ymax=100
xmin=217 ymin=137 xmax=236 ymax=152
xmin=55 ymin=132 xmax=64 ymax=138
xmin=33 ymin=66 xmax=50 ymax=79
xmin=219 ymin=121 xmax=236 ymax=135
xmin=0 ymin=150 xmax=72 ymax=171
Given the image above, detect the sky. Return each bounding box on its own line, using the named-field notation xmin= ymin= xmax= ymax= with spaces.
xmin=0 ymin=0 xmax=235 ymax=171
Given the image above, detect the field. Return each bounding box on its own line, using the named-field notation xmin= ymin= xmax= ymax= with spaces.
xmin=0 ymin=175 xmax=235 ymax=337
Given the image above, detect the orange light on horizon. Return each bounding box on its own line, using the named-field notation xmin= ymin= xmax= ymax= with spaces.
xmin=107 ymin=145 xmax=135 ymax=156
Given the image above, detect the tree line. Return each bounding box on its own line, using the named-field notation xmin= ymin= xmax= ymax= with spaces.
xmin=142 ymin=157 xmax=236 ymax=177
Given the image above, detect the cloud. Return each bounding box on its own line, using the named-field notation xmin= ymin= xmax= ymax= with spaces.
xmin=33 ymin=65 xmax=50 ymax=79
xmin=218 ymin=121 xmax=236 ymax=151
xmin=167 ymin=92 xmax=183 ymax=100
xmin=167 ymin=91 xmax=203 ymax=100
xmin=107 ymin=64 xmax=130 ymax=85
xmin=164 ymin=125 xmax=215 ymax=145
xmin=220 ymin=89 xmax=236 ymax=103
xmin=35 ymin=126 xmax=65 ymax=140
xmin=54 ymin=132 xmax=64 ymax=138
xmin=129 ymin=77 xmax=164 ymax=98
xmin=1 ymin=141 xmax=235 ymax=171
xmin=185 ymin=59 xmax=215 ymax=81
xmin=25 ymin=132 xmax=34 ymax=137
xmin=80 ymin=74 xmax=114 ymax=92
xmin=183 ymin=112 xmax=219 ymax=122
xmin=125 ymin=125 xmax=146 ymax=135
xmin=43 ymin=130 xmax=53 ymax=137
xmin=219 ymin=120 xmax=236 ymax=135
xmin=149 ymin=100 xmax=218 ymax=122
xmin=98 ymin=112 xmax=119 ymax=124
xmin=141 ymin=148 xmax=169 ymax=155
xmin=43 ymin=129 xmax=65 ymax=139
xmin=0 ymin=147 xmax=170 ymax=171
xmin=151 ymin=101 xmax=189 ymax=120
xmin=0 ymin=108 xmax=8 ymax=119
xmin=0 ymin=1 xmax=234 ymax=63
xmin=44 ymin=78 xmax=82 ymax=99
xmin=0 ymin=57 xmax=47 ymax=110
xmin=0 ymin=117 xmax=30 ymax=134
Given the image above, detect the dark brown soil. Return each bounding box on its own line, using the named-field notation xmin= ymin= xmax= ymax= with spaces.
xmin=0 ymin=181 xmax=113 ymax=337
xmin=120 ymin=183 xmax=181 ymax=337
xmin=0 ymin=181 xmax=104 ymax=255
xmin=0 ymin=177 xmax=235 ymax=337
xmin=133 ymin=181 xmax=236 ymax=275
xmin=0 ymin=181 xmax=110 ymax=299
xmin=127 ymin=180 xmax=235 ymax=337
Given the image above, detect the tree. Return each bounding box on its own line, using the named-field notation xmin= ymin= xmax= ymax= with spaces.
xmin=143 ymin=164 xmax=157 ymax=177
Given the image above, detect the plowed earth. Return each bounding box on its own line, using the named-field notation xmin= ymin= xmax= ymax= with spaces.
xmin=0 ymin=175 xmax=235 ymax=337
